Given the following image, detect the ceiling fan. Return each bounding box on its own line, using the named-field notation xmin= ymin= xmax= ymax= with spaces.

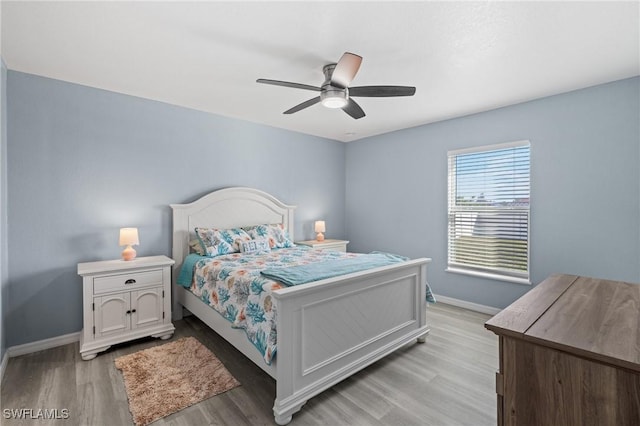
xmin=256 ymin=52 xmax=416 ymax=119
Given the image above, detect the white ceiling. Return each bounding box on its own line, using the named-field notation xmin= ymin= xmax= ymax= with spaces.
xmin=2 ymin=1 xmax=639 ymax=142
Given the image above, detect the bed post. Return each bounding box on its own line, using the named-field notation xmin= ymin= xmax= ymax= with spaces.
xmin=170 ymin=204 xmax=189 ymax=320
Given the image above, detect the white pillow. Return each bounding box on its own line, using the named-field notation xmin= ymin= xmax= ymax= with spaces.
xmin=239 ymin=238 xmax=271 ymax=254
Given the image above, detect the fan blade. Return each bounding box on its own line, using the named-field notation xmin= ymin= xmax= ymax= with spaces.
xmin=331 ymin=52 xmax=362 ymax=89
xmin=283 ymin=97 xmax=321 ymax=114
xmin=342 ymin=98 xmax=366 ymax=119
xmin=257 ymin=79 xmax=321 ymax=92
xmin=349 ymin=85 xmax=416 ymax=97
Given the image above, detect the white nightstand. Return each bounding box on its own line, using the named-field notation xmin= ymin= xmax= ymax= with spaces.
xmin=295 ymin=239 xmax=350 ymax=252
xmin=78 ymin=255 xmax=175 ymax=360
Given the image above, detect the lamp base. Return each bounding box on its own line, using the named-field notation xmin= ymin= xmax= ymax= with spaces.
xmin=316 ymin=232 xmax=325 ymax=242
xmin=122 ymin=246 xmax=137 ymax=261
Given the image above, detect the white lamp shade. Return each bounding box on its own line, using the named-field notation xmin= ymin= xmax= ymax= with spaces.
xmin=314 ymin=221 xmax=326 ymax=233
xmin=119 ymin=228 xmax=139 ymax=246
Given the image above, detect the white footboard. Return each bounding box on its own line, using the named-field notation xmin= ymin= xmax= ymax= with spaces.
xmin=271 ymin=258 xmax=430 ymax=425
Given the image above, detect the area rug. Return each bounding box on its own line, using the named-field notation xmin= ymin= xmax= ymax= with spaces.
xmin=115 ymin=336 xmax=240 ymax=426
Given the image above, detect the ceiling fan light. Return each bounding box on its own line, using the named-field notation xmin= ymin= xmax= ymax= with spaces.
xmin=321 ymin=96 xmax=348 ymax=109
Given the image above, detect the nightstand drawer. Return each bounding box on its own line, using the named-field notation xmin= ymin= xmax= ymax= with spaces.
xmin=94 ymin=269 xmax=163 ymax=294
xmin=295 ymin=239 xmax=349 ymax=252
xmin=316 ymin=242 xmax=347 ymax=252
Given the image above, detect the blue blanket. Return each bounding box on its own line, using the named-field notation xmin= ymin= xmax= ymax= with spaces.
xmin=177 ymin=253 xmax=207 ymax=287
xmin=261 ymin=251 xmax=409 ymax=286
xmin=260 ymin=251 xmax=410 ymax=286
xmin=261 ymin=251 xmax=436 ymax=303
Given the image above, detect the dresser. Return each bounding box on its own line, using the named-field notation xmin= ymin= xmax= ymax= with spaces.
xmin=78 ymin=255 xmax=175 ymax=360
xmin=295 ymin=239 xmax=349 ymax=252
xmin=485 ymin=274 xmax=640 ymax=426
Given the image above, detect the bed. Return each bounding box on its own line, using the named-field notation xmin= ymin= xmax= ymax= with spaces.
xmin=171 ymin=187 xmax=432 ymax=425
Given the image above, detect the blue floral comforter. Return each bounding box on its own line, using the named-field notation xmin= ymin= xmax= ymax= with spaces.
xmin=183 ymin=246 xmax=435 ymax=365
xmin=185 ymin=246 xmax=361 ymax=364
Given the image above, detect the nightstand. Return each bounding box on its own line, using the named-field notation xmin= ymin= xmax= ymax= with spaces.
xmin=295 ymin=239 xmax=350 ymax=252
xmin=78 ymin=255 xmax=175 ymax=360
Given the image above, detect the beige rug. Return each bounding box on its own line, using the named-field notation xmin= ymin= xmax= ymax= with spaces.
xmin=115 ymin=337 xmax=240 ymax=426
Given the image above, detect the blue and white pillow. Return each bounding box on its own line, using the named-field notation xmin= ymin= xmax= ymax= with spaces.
xmin=195 ymin=227 xmax=251 ymax=257
xmin=245 ymin=224 xmax=294 ymax=249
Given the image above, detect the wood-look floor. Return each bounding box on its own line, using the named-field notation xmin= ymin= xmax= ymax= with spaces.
xmin=1 ymin=303 xmax=498 ymax=426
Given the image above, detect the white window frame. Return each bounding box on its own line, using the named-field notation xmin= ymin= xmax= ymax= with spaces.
xmin=446 ymin=140 xmax=531 ymax=285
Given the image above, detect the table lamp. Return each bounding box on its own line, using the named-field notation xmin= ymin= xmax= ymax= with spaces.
xmin=119 ymin=227 xmax=139 ymax=261
xmin=314 ymin=221 xmax=326 ymax=242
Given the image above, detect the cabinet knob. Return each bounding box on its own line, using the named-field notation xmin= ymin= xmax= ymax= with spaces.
xmin=126 ymin=310 xmax=131 ymax=315
xmin=125 ymin=279 xmax=136 ymax=285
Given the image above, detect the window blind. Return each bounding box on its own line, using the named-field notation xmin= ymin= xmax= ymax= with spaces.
xmin=447 ymin=141 xmax=530 ymax=282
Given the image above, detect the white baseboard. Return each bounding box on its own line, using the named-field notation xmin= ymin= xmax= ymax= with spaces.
xmin=1 ymin=332 xmax=80 ymax=383
xmin=434 ymin=294 xmax=501 ymax=316
xmin=0 ymin=350 xmax=8 ymax=383
xmin=6 ymin=331 xmax=80 ymax=358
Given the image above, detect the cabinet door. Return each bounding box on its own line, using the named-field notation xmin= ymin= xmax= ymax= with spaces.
xmin=131 ymin=287 xmax=163 ymax=330
xmin=94 ymin=293 xmax=131 ymax=338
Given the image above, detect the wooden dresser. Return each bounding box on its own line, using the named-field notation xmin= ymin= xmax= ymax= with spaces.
xmin=485 ymin=274 xmax=640 ymax=426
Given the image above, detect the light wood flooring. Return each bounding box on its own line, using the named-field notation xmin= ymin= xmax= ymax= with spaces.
xmin=1 ymin=303 xmax=498 ymax=425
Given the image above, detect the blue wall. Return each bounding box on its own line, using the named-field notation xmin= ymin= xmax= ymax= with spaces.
xmin=5 ymin=70 xmax=639 ymax=349
xmin=346 ymin=77 xmax=640 ymax=309
xmin=1 ymin=58 xmax=7 ymax=361
xmin=6 ymin=71 xmax=346 ymax=347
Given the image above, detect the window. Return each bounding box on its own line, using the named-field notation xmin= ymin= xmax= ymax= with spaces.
xmin=447 ymin=141 xmax=530 ymax=284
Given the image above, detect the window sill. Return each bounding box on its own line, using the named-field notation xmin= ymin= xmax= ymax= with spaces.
xmin=446 ymin=267 xmax=531 ymax=286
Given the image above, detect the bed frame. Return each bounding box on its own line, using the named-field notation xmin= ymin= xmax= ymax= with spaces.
xmin=171 ymin=187 xmax=431 ymax=425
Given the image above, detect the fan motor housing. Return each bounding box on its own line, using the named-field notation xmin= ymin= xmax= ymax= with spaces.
xmin=321 ymin=85 xmax=348 ymax=106
xmin=321 ymin=64 xmax=348 ymax=107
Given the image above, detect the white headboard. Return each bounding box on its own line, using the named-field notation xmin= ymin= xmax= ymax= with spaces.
xmin=170 ymin=187 xmax=296 ymax=275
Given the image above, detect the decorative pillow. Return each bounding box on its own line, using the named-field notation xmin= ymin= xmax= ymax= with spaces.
xmin=239 ymin=238 xmax=271 ymax=255
xmin=195 ymin=227 xmax=251 ymax=257
xmin=189 ymin=239 xmax=206 ymax=256
xmin=245 ymin=223 xmax=294 ymax=249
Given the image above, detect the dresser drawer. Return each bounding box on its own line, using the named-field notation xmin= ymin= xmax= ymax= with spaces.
xmin=94 ymin=269 xmax=163 ymax=294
